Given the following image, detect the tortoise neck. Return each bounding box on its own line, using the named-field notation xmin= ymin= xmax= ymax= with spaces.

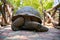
xmin=24 ymin=16 xmax=31 ymax=22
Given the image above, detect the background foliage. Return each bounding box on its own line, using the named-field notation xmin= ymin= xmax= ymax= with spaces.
xmin=7 ymin=0 xmax=54 ymax=15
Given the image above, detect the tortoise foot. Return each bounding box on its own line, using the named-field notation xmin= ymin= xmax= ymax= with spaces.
xmin=24 ymin=21 xmax=49 ymax=32
xmin=11 ymin=26 xmax=20 ymax=31
xmin=37 ymin=26 xmax=48 ymax=32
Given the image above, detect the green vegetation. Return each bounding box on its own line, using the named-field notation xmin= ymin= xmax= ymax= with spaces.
xmin=0 ymin=1 xmax=2 ymax=5
xmin=7 ymin=0 xmax=54 ymax=14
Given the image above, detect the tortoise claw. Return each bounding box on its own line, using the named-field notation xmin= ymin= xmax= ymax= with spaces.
xmin=37 ymin=26 xmax=48 ymax=32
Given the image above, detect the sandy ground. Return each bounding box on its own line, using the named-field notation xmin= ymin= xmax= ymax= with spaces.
xmin=0 ymin=25 xmax=60 ymax=40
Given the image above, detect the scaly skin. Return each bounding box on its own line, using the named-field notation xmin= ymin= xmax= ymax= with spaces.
xmin=11 ymin=17 xmax=24 ymax=31
xmin=11 ymin=18 xmax=48 ymax=32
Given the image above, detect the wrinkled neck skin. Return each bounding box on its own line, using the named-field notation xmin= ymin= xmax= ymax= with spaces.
xmin=24 ymin=16 xmax=31 ymax=22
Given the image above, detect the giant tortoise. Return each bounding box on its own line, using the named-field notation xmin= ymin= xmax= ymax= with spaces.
xmin=11 ymin=6 xmax=48 ymax=32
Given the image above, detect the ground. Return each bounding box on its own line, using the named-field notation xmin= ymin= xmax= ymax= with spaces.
xmin=0 ymin=24 xmax=60 ymax=40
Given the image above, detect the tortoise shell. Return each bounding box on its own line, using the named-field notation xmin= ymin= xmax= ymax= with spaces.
xmin=12 ymin=6 xmax=42 ymax=24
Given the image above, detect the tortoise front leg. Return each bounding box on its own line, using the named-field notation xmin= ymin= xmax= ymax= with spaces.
xmin=11 ymin=17 xmax=24 ymax=31
xmin=24 ymin=21 xmax=48 ymax=32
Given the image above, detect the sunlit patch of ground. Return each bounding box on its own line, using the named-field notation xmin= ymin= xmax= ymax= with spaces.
xmin=0 ymin=24 xmax=60 ymax=40
xmin=44 ymin=22 xmax=54 ymax=28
